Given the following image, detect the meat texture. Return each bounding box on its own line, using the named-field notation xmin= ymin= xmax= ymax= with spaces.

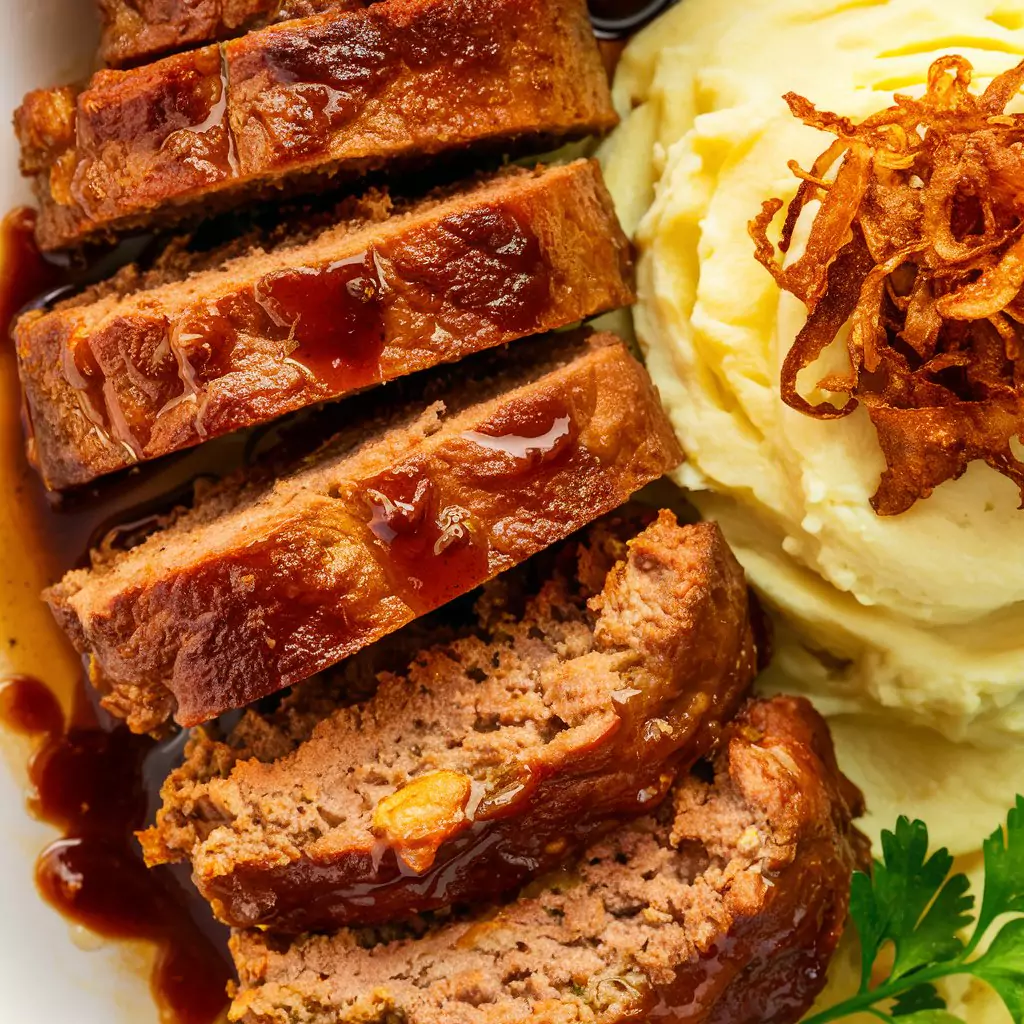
xmin=97 ymin=0 xmax=368 ymax=68
xmin=45 ymin=332 xmax=683 ymax=733
xmin=17 ymin=161 xmax=633 ymax=489
xmin=228 ymin=695 xmax=867 ymax=1024
xmin=18 ymin=0 xmax=617 ymax=250
xmin=139 ymin=511 xmax=760 ymax=932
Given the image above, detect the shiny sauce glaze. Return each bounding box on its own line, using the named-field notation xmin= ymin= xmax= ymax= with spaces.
xmin=71 ymin=45 xmax=235 ymax=220
xmin=50 ymin=200 xmax=549 ymax=474
xmin=355 ymin=462 xmax=492 ymax=614
xmin=244 ymin=3 xmax=503 ymax=163
xmin=253 ymin=252 xmax=384 ymax=379
xmin=1 ymin=4 xmax=649 ymax=1020
xmin=381 ymin=204 xmax=550 ymax=337
xmin=355 ymin=392 xmax=578 ymax=611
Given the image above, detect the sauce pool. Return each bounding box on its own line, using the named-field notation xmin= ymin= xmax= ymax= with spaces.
xmin=0 ymin=210 xmax=232 ymax=1024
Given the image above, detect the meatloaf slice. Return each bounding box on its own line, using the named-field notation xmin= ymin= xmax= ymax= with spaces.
xmin=97 ymin=0 xmax=367 ymax=69
xmin=138 ymin=511 xmax=758 ymax=932
xmin=228 ymin=695 xmax=866 ymax=1024
xmin=17 ymin=161 xmax=633 ymax=491
xmin=19 ymin=0 xmax=616 ymax=251
xmin=45 ymin=332 xmax=682 ymax=734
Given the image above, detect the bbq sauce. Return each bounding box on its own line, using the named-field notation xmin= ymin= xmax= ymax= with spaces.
xmin=45 ymin=199 xmax=548 ymax=485
xmin=0 ymin=675 xmax=64 ymax=738
xmin=0 ymin=211 xmax=232 ymax=1024
xmin=256 ymin=252 xmax=385 ymax=381
xmin=0 ymin=675 xmax=232 ymax=1024
xmin=356 ymin=463 xmax=492 ymax=613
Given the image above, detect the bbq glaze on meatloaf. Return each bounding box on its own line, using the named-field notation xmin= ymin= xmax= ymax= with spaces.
xmin=139 ymin=511 xmax=759 ymax=932
xmin=228 ymin=695 xmax=866 ymax=1024
xmin=46 ymin=332 xmax=683 ymax=734
xmin=17 ymin=161 xmax=633 ymax=490
xmin=97 ymin=0 xmax=367 ymax=69
xmin=18 ymin=0 xmax=617 ymax=250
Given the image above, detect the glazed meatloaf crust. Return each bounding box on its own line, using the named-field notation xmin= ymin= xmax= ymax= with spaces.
xmin=18 ymin=0 xmax=617 ymax=251
xmin=17 ymin=161 xmax=633 ymax=490
xmin=46 ymin=332 xmax=683 ymax=734
xmin=228 ymin=695 xmax=866 ymax=1024
xmin=139 ymin=511 xmax=759 ymax=932
xmin=98 ymin=0 xmax=367 ymax=69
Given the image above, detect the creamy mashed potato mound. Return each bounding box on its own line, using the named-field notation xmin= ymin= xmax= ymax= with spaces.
xmin=599 ymin=0 xmax=1024 ymax=854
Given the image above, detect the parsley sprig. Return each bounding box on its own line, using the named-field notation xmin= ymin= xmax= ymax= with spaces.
xmin=805 ymin=795 xmax=1024 ymax=1024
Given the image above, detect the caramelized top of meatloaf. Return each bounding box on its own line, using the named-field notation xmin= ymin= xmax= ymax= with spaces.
xmin=228 ymin=696 xmax=867 ymax=1024
xmin=46 ymin=332 xmax=682 ymax=733
xmin=97 ymin=0 xmax=368 ymax=69
xmin=17 ymin=161 xmax=632 ymax=489
xmin=19 ymin=0 xmax=617 ymax=250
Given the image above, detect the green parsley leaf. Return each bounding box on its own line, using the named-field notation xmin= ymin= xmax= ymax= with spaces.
xmin=802 ymin=796 xmax=1024 ymax=1024
xmin=971 ymin=917 xmax=1024 ymax=1020
xmin=890 ymin=983 xmax=946 ymax=1017
xmin=866 ymin=817 xmax=973 ymax=980
xmin=850 ymin=869 xmax=885 ymax=992
xmin=971 ymin=795 xmax=1024 ymax=950
xmin=889 ymin=1012 xmax=966 ymax=1024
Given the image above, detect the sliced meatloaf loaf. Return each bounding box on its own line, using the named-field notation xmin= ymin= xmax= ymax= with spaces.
xmin=46 ymin=332 xmax=682 ymax=734
xmin=98 ymin=0 xmax=367 ymax=69
xmin=17 ymin=161 xmax=633 ymax=490
xmin=228 ymin=695 xmax=867 ymax=1024
xmin=19 ymin=0 xmax=616 ymax=250
xmin=139 ymin=511 xmax=759 ymax=932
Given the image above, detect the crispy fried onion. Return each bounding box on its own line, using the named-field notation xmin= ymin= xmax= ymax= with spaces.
xmin=750 ymin=55 xmax=1024 ymax=515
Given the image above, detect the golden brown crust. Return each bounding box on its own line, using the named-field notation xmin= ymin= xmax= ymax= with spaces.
xmin=19 ymin=0 xmax=617 ymax=251
xmin=17 ymin=161 xmax=634 ymax=490
xmin=97 ymin=0 xmax=367 ymax=69
xmin=45 ymin=333 xmax=682 ymax=733
xmin=227 ymin=696 xmax=865 ymax=1024
xmin=137 ymin=512 xmax=758 ymax=932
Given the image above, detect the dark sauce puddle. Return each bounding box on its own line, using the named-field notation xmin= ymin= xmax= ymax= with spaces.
xmin=0 ymin=675 xmax=231 ymax=1024
xmin=0 ymin=6 xmax=666 ymax=1021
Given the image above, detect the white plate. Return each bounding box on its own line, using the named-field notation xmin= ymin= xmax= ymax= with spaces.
xmin=0 ymin=3 xmax=167 ymax=1020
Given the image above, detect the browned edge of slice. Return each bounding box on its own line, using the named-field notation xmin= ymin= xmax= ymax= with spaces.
xmin=19 ymin=0 xmax=617 ymax=251
xmin=138 ymin=511 xmax=758 ymax=932
xmin=45 ymin=331 xmax=682 ymax=733
xmin=16 ymin=160 xmax=634 ymax=490
xmin=227 ymin=695 xmax=867 ymax=1024
xmin=97 ymin=0 xmax=368 ymax=69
